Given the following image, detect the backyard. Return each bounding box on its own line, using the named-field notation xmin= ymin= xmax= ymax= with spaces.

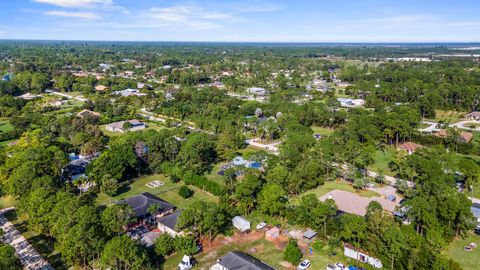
xmin=443 ymin=233 xmax=480 ymax=270
xmin=96 ymin=174 xmax=217 ymax=208
xmin=367 ymin=148 xmax=397 ymax=176
xmin=427 ymin=110 xmax=467 ymax=123
xmin=310 ymin=126 xmax=336 ymax=137
xmin=163 ymin=236 xmax=344 ymax=270
xmin=290 ymin=180 xmax=381 ymax=205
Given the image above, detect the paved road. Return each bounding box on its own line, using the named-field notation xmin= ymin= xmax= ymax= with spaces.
xmin=419 ymin=120 xmax=480 ymax=133
xmin=0 ymin=208 xmax=53 ymax=270
xmin=418 ymin=121 xmax=441 ymax=133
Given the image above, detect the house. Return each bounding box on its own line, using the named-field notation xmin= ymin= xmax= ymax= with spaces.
xmin=17 ymin=92 xmax=42 ymax=100
xmin=62 ymin=158 xmax=89 ymax=182
xmin=232 ymin=216 xmax=250 ymax=232
xmin=337 ymin=98 xmax=365 ymax=108
xmin=105 ymin=120 xmax=146 ymax=133
xmin=344 ymin=243 xmax=383 ymax=268
xmin=210 ymin=251 xmax=276 ymax=270
xmin=95 ymin=85 xmax=108 ymax=91
xmin=465 ymin=111 xmax=480 ymax=121
xmin=319 ymin=190 xmax=398 ymax=217
xmin=113 ymin=88 xmax=147 ymax=97
xmin=137 ymin=82 xmax=145 ymax=89
xmin=397 ymin=142 xmax=423 ymax=154
xmin=232 ymin=156 xmax=248 ymax=166
xmin=77 ymin=109 xmax=101 ymax=118
xmin=435 ymin=129 xmax=473 ymax=142
xmin=117 ymin=192 xmax=176 ymax=220
xmin=157 ymin=210 xmax=184 ymax=237
xmin=303 ymin=228 xmax=317 ymax=240
xmin=247 ymin=87 xmax=267 ymax=96
xmin=336 ymin=81 xmax=351 ymax=87
xmin=265 ymin=227 xmax=280 ymax=241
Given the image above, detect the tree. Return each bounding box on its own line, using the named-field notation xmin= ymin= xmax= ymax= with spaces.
xmin=174 ymin=235 xmax=198 ymax=255
xmin=100 ymin=175 xmax=119 ymax=197
xmin=178 ymin=185 xmax=193 ymax=198
xmin=178 ymin=133 xmax=217 ymax=174
xmin=258 ymin=183 xmax=287 ymax=216
xmin=177 ymin=201 xmax=226 ymax=242
xmin=101 ymin=204 xmax=133 ymax=236
xmin=283 ymin=239 xmax=302 ymax=265
xmin=155 ymin=233 xmax=175 ymax=256
xmin=122 ymin=121 xmax=133 ymax=132
xmin=375 ymin=170 xmax=386 ymax=185
xmin=0 ymin=243 xmax=22 ymax=270
xmin=100 ymin=235 xmax=150 ymax=270
xmin=353 ymin=178 xmax=366 ymax=191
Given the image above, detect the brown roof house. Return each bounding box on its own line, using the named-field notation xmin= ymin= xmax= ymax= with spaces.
xmin=435 ymin=129 xmax=473 ymax=142
xmin=77 ymin=109 xmax=101 ymax=118
xmin=397 ymin=142 xmax=423 ymax=155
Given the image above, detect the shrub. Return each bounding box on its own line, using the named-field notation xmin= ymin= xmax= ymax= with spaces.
xmin=174 ymin=235 xmax=198 ymax=255
xmin=178 ymin=185 xmax=193 ymax=198
xmin=283 ymin=239 xmax=302 ymax=265
xmin=154 ymin=234 xmax=175 ymax=256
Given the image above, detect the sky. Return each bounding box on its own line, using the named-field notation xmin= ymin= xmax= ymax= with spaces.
xmin=0 ymin=0 xmax=479 ymax=42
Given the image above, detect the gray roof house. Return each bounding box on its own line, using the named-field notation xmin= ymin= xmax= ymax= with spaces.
xmin=117 ymin=192 xmax=176 ymax=219
xmin=211 ymin=251 xmax=276 ymax=270
xmin=105 ymin=119 xmax=146 ymax=133
xmin=157 ymin=210 xmax=183 ymax=237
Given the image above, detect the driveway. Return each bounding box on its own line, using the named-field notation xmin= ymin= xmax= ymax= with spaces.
xmin=245 ymin=138 xmax=281 ymax=155
xmin=0 ymin=208 xmax=53 ymax=270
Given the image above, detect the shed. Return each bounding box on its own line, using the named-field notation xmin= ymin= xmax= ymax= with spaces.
xmin=233 ymin=216 xmax=250 ymax=232
xmin=303 ymin=228 xmax=317 ymax=239
xmin=265 ymin=227 xmax=280 ymax=241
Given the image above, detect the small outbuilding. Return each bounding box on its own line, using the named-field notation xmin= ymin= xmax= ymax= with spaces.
xmin=232 ymin=216 xmax=250 ymax=233
xmin=303 ymin=228 xmax=317 ymax=240
xmin=265 ymin=227 xmax=280 ymax=241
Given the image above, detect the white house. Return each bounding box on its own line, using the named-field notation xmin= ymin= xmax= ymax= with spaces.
xmin=157 ymin=211 xmax=184 ymax=237
xmin=105 ymin=120 xmax=146 ymax=133
xmin=344 ymin=243 xmax=383 ymax=268
xmin=337 ymin=98 xmax=365 ymax=108
xmin=247 ymin=87 xmax=267 ymax=96
xmin=232 ymin=216 xmax=250 ymax=232
xmin=113 ymin=88 xmax=147 ymax=97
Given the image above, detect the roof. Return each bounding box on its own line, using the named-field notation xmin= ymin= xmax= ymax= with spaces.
xmin=319 ymin=190 xmax=398 ymax=217
xmin=465 ymin=111 xmax=480 ymax=117
xmin=218 ymin=251 xmax=276 ymax=270
xmin=461 ymin=132 xmax=473 ymax=142
xmin=106 ymin=119 xmax=144 ymax=129
xmin=397 ymin=142 xmax=423 ymax=153
xmin=117 ymin=192 xmax=175 ymax=218
xmin=77 ymin=109 xmax=101 ymax=118
xmin=472 ymin=203 xmax=480 ymax=219
xmin=157 ymin=210 xmax=183 ymax=231
xmin=303 ymin=228 xmax=317 ymax=239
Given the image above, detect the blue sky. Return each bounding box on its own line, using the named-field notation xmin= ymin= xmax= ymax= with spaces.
xmin=0 ymin=0 xmax=479 ymax=42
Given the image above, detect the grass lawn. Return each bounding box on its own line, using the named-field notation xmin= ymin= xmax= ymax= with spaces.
xmin=428 ymin=110 xmax=466 ymax=124
xmin=290 ymin=180 xmax=381 ymax=204
xmin=100 ymin=122 xmax=167 ymax=137
xmin=4 ymin=210 xmax=69 ymax=270
xmin=96 ymin=174 xmax=217 ymax=209
xmin=310 ymin=126 xmax=335 ymax=137
xmin=163 ymin=237 xmax=344 ymax=270
xmin=0 ymin=119 xmax=13 ymax=132
xmin=0 ymin=195 xmax=16 ymax=209
xmin=367 ymin=148 xmax=397 ymax=176
xmin=443 ymin=233 xmax=480 ymax=270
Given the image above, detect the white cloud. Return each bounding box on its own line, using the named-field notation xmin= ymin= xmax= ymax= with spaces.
xmin=146 ymin=5 xmax=235 ymax=30
xmin=33 ymin=0 xmax=112 ymax=8
xmin=45 ymin=10 xmax=99 ymax=19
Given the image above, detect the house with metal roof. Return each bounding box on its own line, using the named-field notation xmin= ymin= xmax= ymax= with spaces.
xmin=117 ymin=192 xmax=176 ymax=220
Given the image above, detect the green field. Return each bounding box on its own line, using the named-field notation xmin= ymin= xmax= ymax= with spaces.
xmin=96 ymin=174 xmax=217 ymax=208
xmin=99 ymin=122 xmax=168 ymax=137
xmin=310 ymin=126 xmax=335 ymax=137
xmin=443 ymin=233 xmax=480 ymax=270
xmin=0 ymin=195 xmax=16 ymax=209
xmin=290 ymin=180 xmax=381 ymax=204
xmin=368 ymin=148 xmax=397 ymax=176
xmin=0 ymin=119 xmax=13 ymax=132
xmin=427 ymin=110 xmax=467 ymax=124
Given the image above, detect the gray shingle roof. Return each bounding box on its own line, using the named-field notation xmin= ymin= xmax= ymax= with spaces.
xmin=157 ymin=210 xmax=182 ymax=230
xmin=117 ymin=192 xmax=175 ymax=218
xmin=218 ymin=251 xmax=276 ymax=270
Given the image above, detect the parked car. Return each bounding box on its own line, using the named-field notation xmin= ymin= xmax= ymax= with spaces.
xmin=334 ymin=263 xmax=346 ymax=270
xmin=326 ymin=265 xmax=335 ymax=270
xmin=297 ymin=259 xmax=311 ymax=270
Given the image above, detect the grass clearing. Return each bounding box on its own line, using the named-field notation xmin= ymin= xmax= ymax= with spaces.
xmin=290 ymin=180 xmax=381 ymax=204
xmin=310 ymin=126 xmax=335 ymax=136
xmin=96 ymin=174 xmax=217 ymax=208
xmin=443 ymin=233 xmax=480 ymax=270
xmin=0 ymin=119 xmax=13 ymax=132
xmin=429 ymin=110 xmax=466 ymax=124
xmin=368 ymin=148 xmax=397 ymax=176
xmin=0 ymin=195 xmax=16 ymax=209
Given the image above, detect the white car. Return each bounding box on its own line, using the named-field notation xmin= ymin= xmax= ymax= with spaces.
xmin=334 ymin=263 xmax=345 ymax=270
xmin=297 ymin=259 xmax=311 ymax=270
